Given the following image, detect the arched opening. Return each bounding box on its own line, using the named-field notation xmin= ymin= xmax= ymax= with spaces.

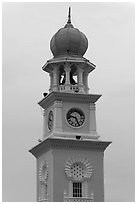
xmin=59 ymin=64 xmax=78 ymax=86
xmin=59 ymin=65 xmax=66 ymax=85
xmin=70 ymin=65 xmax=77 ymax=85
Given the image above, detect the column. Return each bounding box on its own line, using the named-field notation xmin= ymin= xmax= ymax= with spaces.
xmin=64 ymin=63 xmax=71 ymax=84
xmin=49 ymin=71 xmax=53 ymax=92
xmin=78 ymin=68 xmax=83 ymax=85
xmin=43 ymin=109 xmax=47 ymax=139
xmin=89 ymin=103 xmax=97 ymax=135
xmin=53 ymin=100 xmax=63 ymax=132
xmin=64 ymin=63 xmax=71 ymax=91
xmin=52 ymin=64 xmax=59 ymax=91
xmin=77 ymin=66 xmax=84 ymax=93
xmin=83 ymin=71 xmax=89 ymax=94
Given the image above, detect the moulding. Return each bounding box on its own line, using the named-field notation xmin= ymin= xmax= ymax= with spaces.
xmin=90 ymin=103 xmax=96 ymax=110
xmin=38 ymin=91 xmax=101 ymax=109
xmin=53 ymin=100 xmax=63 ymax=108
xmin=42 ymin=56 xmax=96 ymax=74
xmin=49 ymin=131 xmax=99 ymax=139
xmin=29 ymin=138 xmax=112 ymax=158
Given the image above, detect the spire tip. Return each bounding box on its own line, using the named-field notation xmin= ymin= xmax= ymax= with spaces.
xmin=67 ymin=7 xmax=71 ymax=24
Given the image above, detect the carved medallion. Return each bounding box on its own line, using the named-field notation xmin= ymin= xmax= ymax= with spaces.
xmin=65 ymin=155 xmax=92 ymax=181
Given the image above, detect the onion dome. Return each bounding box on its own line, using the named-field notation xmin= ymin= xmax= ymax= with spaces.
xmin=50 ymin=7 xmax=88 ymax=57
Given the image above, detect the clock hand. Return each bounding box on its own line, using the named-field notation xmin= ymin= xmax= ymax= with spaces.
xmin=75 ymin=117 xmax=80 ymax=125
xmin=70 ymin=115 xmax=79 ymax=125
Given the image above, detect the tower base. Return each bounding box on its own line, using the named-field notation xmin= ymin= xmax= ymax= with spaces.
xmin=29 ymin=137 xmax=111 ymax=202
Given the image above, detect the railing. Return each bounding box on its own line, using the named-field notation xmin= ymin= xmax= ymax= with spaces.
xmin=38 ymin=195 xmax=49 ymax=202
xmin=49 ymin=84 xmax=89 ymax=94
xmin=59 ymin=84 xmax=79 ymax=93
xmin=64 ymin=197 xmax=94 ymax=202
xmin=38 ymin=199 xmax=48 ymax=202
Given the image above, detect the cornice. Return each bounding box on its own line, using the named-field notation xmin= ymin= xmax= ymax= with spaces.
xmin=42 ymin=56 xmax=96 ymax=74
xmin=38 ymin=92 xmax=101 ymax=109
xmin=29 ymin=138 xmax=111 ymax=158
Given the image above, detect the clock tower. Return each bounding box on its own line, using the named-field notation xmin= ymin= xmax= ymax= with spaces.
xmin=29 ymin=8 xmax=111 ymax=202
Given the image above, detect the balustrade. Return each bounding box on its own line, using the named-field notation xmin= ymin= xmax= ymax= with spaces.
xmin=64 ymin=197 xmax=94 ymax=202
xmin=59 ymin=84 xmax=80 ymax=93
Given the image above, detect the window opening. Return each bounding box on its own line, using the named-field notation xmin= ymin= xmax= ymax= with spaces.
xmin=73 ymin=182 xmax=82 ymax=197
xmin=71 ymin=163 xmax=84 ymax=179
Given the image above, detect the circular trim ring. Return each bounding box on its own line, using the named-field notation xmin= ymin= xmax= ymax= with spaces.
xmin=66 ymin=107 xmax=85 ymax=129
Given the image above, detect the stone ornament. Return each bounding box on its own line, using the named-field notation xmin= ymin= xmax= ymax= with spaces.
xmin=65 ymin=155 xmax=92 ymax=181
xmin=39 ymin=160 xmax=48 ymax=184
xmin=48 ymin=110 xmax=53 ymax=131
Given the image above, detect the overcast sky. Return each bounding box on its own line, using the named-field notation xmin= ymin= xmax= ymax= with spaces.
xmin=2 ymin=2 xmax=135 ymax=202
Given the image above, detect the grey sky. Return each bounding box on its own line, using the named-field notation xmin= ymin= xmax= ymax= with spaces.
xmin=2 ymin=2 xmax=135 ymax=202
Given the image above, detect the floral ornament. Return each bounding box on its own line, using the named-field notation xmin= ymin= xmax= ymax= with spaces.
xmin=65 ymin=155 xmax=93 ymax=181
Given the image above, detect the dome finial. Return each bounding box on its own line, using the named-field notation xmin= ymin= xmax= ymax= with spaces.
xmin=67 ymin=7 xmax=71 ymax=24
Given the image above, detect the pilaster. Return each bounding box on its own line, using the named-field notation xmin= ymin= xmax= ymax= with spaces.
xmin=43 ymin=109 xmax=46 ymax=139
xmin=83 ymin=181 xmax=88 ymax=197
xmin=53 ymin=100 xmax=63 ymax=133
xmin=89 ymin=103 xmax=97 ymax=136
xmin=83 ymin=71 xmax=89 ymax=94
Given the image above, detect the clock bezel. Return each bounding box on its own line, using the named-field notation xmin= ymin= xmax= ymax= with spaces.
xmin=66 ymin=107 xmax=85 ymax=128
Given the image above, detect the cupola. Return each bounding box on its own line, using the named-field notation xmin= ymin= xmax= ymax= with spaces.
xmin=42 ymin=7 xmax=96 ymax=94
xmin=50 ymin=7 xmax=88 ymax=57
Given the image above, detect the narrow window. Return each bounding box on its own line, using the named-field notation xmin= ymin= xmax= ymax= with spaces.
xmin=73 ymin=182 xmax=82 ymax=197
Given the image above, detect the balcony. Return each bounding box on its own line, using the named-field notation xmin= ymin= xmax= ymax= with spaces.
xmin=64 ymin=197 xmax=94 ymax=202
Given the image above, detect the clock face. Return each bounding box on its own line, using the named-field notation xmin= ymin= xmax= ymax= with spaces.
xmin=48 ymin=111 xmax=53 ymax=131
xmin=66 ymin=108 xmax=85 ymax=127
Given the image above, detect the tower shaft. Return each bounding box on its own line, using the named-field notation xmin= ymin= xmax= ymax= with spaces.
xmin=29 ymin=8 xmax=111 ymax=202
